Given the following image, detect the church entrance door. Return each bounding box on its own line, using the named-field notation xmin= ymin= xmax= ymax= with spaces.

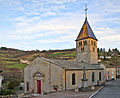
xmin=37 ymin=80 xmax=41 ymax=94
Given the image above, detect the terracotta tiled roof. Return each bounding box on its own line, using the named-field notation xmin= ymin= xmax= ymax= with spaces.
xmin=76 ymin=18 xmax=97 ymax=41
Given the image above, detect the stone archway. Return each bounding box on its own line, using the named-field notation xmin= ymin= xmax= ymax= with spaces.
xmin=33 ymin=71 xmax=44 ymax=95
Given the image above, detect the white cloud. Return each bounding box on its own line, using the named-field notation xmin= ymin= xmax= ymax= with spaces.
xmin=101 ymin=34 xmax=120 ymax=41
xmin=0 ymin=0 xmax=120 ymax=50
xmin=38 ymin=34 xmax=75 ymax=43
xmin=10 ymin=35 xmax=35 ymax=40
xmin=95 ymin=28 xmax=118 ymax=35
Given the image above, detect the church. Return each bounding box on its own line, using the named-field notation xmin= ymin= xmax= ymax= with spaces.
xmin=24 ymin=8 xmax=106 ymax=95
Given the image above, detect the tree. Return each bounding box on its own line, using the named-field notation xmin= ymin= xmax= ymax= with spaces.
xmin=112 ymin=48 xmax=119 ymax=56
xmin=0 ymin=47 xmax=7 ymax=50
xmin=100 ymin=48 xmax=103 ymax=52
xmin=97 ymin=48 xmax=100 ymax=58
xmin=36 ymin=49 xmax=40 ymax=52
xmin=108 ymin=48 xmax=111 ymax=52
xmin=103 ymin=48 xmax=106 ymax=60
xmin=108 ymin=48 xmax=112 ymax=56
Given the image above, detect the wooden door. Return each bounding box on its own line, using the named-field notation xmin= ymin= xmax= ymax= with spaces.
xmin=37 ymin=80 xmax=41 ymax=94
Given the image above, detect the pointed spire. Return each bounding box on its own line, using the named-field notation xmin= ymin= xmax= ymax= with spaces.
xmin=76 ymin=19 xmax=98 ymax=41
xmin=84 ymin=4 xmax=88 ymax=19
xmin=76 ymin=5 xmax=98 ymax=41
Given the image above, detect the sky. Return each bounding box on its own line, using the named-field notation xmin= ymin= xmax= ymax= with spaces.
xmin=0 ymin=0 xmax=120 ymax=51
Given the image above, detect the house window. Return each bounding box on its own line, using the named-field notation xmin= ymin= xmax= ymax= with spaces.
xmin=72 ymin=73 xmax=75 ymax=85
xmin=99 ymin=72 xmax=101 ymax=81
xmin=112 ymin=75 xmax=114 ymax=79
xmin=26 ymin=82 xmax=29 ymax=91
xmin=92 ymin=72 xmax=95 ymax=82
xmin=112 ymin=71 xmax=114 ymax=74
xmin=107 ymin=71 xmax=110 ymax=74
xmin=107 ymin=76 xmax=110 ymax=80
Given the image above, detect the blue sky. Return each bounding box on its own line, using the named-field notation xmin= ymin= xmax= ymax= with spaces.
xmin=0 ymin=0 xmax=120 ymax=51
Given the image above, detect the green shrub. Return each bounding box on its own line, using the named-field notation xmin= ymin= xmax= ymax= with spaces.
xmin=8 ymin=79 xmax=20 ymax=89
xmin=0 ymin=89 xmax=15 ymax=95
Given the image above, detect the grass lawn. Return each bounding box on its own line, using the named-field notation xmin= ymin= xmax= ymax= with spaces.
xmin=47 ymin=52 xmax=76 ymax=58
xmin=6 ymin=61 xmax=17 ymax=64
xmin=7 ymin=63 xmax=28 ymax=70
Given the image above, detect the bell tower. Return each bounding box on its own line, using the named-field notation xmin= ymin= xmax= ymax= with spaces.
xmin=76 ymin=5 xmax=98 ymax=64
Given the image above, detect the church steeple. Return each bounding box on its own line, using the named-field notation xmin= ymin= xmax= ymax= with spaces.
xmin=76 ymin=5 xmax=98 ymax=64
xmin=76 ymin=5 xmax=97 ymax=41
xmin=76 ymin=18 xmax=97 ymax=41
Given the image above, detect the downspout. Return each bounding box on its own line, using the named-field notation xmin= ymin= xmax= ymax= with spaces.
xmin=49 ymin=62 xmax=51 ymax=91
xmin=65 ymin=69 xmax=66 ymax=91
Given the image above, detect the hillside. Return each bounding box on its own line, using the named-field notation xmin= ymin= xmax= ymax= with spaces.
xmin=0 ymin=47 xmax=120 ymax=82
xmin=0 ymin=48 xmax=76 ymax=81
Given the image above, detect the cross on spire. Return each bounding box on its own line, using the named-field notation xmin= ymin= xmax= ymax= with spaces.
xmin=84 ymin=4 xmax=88 ymax=19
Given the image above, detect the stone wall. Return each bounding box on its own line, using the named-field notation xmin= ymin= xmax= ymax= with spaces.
xmin=76 ymin=38 xmax=98 ymax=64
xmin=65 ymin=69 xmax=104 ymax=90
xmin=24 ymin=57 xmax=63 ymax=94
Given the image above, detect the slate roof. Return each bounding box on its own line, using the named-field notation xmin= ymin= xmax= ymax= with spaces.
xmin=76 ymin=18 xmax=98 ymax=41
xmin=38 ymin=57 xmax=103 ymax=70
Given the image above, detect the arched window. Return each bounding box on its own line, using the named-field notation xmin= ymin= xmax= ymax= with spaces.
xmin=84 ymin=40 xmax=87 ymax=45
xmin=107 ymin=71 xmax=110 ymax=74
xmin=93 ymin=47 xmax=95 ymax=52
xmin=92 ymin=72 xmax=95 ymax=82
xmin=91 ymin=40 xmax=93 ymax=45
xmin=72 ymin=73 xmax=75 ymax=85
xmin=94 ymin=42 xmax=96 ymax=46
xmin=26 ymin=82 xmax=29 ymax=91
xmin=99 ymin=72 xmax=101 ymax=81
xmin=80 ymin=41 xmax=82 ymax=46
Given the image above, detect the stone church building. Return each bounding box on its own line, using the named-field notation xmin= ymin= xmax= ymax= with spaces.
xmin=24 ymin=16 xmax=106 ymax=95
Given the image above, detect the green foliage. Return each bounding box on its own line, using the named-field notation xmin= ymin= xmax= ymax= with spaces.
xmin=97 ymin=48 xmax=100 ymax=58
xmin=0 ymin=89 xmax=15 ymax=95
xmin=47 ymin=52 xmax=76 ymax=58
xmin=2 ymin=57 xmax=18 ymax=61
xmin=6 ymin=61 xmax=17 ymax=64
xmin=0 ymin=47 xmax=7 ymax=50
xmin=108 ymin=48 xmax=111 ymax=52
xmin=48 ymin=53 xmax=65 ymax=58
xmin=42 ymin=50 xmax=46 ymax=52
xmin=7 ymin=63 xmax=28 ymax=70
xmin=8 ymin=79 xmax=20 ymax=89
xmin=36 ymin=49 xmax=40 ymax=52
xmin=0 ymin=53 xmax=5 ymax=57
